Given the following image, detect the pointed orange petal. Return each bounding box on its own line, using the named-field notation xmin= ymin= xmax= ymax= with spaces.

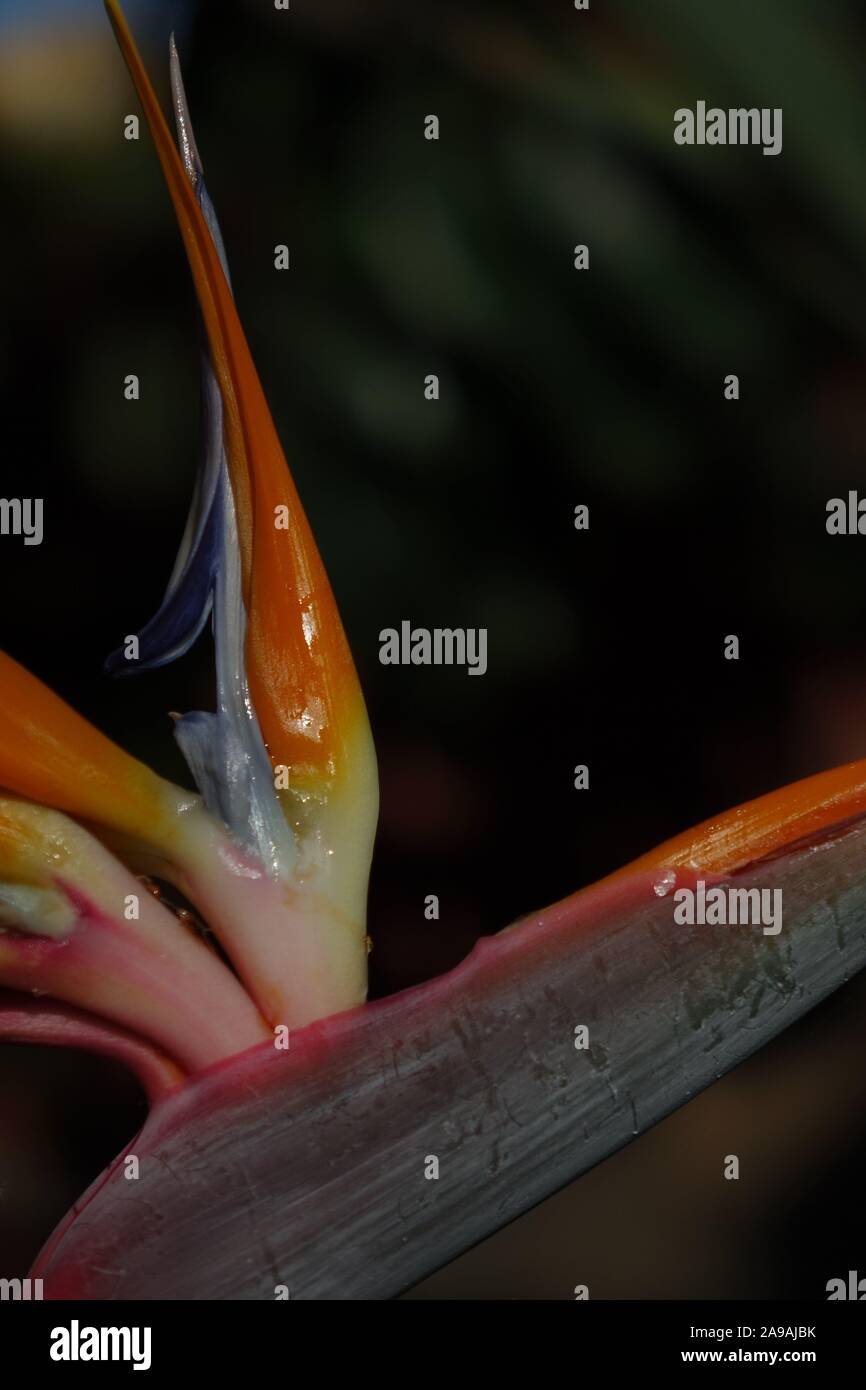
xmin=104 ymin=0 xmax=367 ymax=792
xmin=608 ymin=756 xmax=866 ymax=881
xmin=0 ymin=650 xmax=177 ymax=847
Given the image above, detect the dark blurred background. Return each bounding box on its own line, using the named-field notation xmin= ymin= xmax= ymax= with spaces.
xmin=2 ymin=0 xmax=866 ymax=1298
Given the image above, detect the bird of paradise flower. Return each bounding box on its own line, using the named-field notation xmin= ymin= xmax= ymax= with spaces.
xmin=2 ymin=0 xmax=866 ymax=1300
xmin=0 ymin=0 xmax=379 ymax=1073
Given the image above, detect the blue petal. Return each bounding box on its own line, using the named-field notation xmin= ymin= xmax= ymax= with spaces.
xmin=104 ymin=37 xmax=231 ymax=677
xmin=103 ymin=467 xmax=222 ymax=675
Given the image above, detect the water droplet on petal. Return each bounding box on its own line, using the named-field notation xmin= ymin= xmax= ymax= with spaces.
xmin=653 ymin=868 xmax=677 ymax=898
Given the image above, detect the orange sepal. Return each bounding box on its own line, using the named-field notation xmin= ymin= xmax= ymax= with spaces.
xmin=0 ymin=650 xmax=174 ymax=847
xmin=609 ymin=756 xmax=866 ymax=881
xmin=103 ymin=0 xmax=364 ymax=789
